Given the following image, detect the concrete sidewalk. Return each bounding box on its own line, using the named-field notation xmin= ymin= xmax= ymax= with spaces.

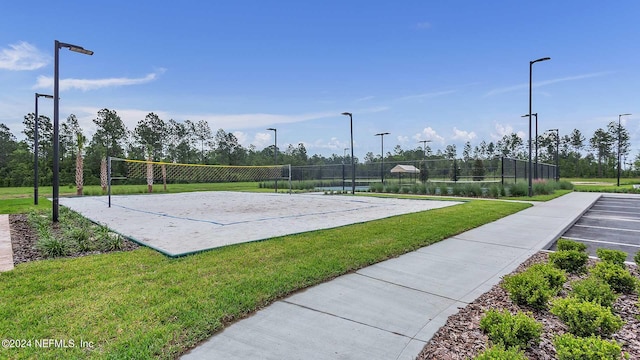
xmin=181 ymin=192 xmax=600 ymax=360
xmin=0 ymin=215 xmax=14 ymax=272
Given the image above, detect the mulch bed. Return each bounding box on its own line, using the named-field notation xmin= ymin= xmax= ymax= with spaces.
xmin=417 ymin=252 xmax=640 ymax=359
xmin=8 ymin=214 xmax=139 ymax=265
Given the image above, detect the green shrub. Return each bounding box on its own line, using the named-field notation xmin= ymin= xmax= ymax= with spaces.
xmin=488 ymin=185 xmax=501 ymax=198
xmin=635 ymin=250 xmax=640 ymax=266
xmin=451 ymin=184 xmax=462 ymax=196
xmin=529 ymin=263 xmax=567 ymax=291
xmin=533 ymin=180 xmax=553 ymax=195
xmin=570 ymin=277 xmax=618 ymax=308
xmin=439 ymin=185 xmax=449 ymax=196
xmin=463 ymin=183 xmax=483 ymax=197
xmin=503 ymin=271 xmax=554 ymax=309
xmin=558 ymin=180 xmax=575 ymax=190
xmin=473 ymin=344 xmax=527 ymax=360
xmin=386 ymin=184 xmax=399 ymax=193
xmin=370 ymin=183 xmax=384 ymax=193
xmin=479 ymin=309 xmax=542 ymax=349
xmin=551 ymin=297 xmax=623 ymax=337
xmin=596 ymin=248 xmax=627 ymax=267
xmin=508 ymin=182 xmax=527 ymax=197
xmin=36 ymin=234 xmax=71 ymax=258
xmin=502 ymin=263 xmax=566 ymax=310
xmin=591 ymin=261 xmax=638 ymax=294
xmin=556 ymin=239 xmax=587 ymax=252
xmin=553 ymin=333 xmax=623 ymax=360
xmin=549 ymin=250 xmax=589 ymax=273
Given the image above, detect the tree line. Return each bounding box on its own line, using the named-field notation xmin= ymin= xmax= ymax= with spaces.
xmin=0 ymin=108 xmax=637 ymax=187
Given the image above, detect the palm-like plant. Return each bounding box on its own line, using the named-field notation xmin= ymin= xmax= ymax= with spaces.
xmin=75 ymin=133 xmax=84 ymax=195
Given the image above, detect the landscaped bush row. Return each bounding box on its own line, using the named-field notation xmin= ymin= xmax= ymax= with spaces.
xmin=369 ymin=179 xmax=573 ymax=198
xmin=474 ymin=240 xmax=640 ymax=359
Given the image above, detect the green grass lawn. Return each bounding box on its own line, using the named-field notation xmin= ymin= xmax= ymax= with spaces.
xmin=564 ymin=177 xmax=640 ymax=193
xmin=0 ymin=182 xmax=273 ymax=200
xmin=0 ymin=199 xmax=530 ymax=359
xmin=0 ymin=198 xmax=52 ymax=214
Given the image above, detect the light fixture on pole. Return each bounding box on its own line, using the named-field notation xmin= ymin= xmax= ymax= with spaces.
xmin=528 ymin=57 xmax=550 ymax=196
xmin=418 ymin=140 xmax=431 ymax=162
xmin=53 ymin=40 xmax=93 ymax=222
xmin=547 ymin=128 xmax=559 ymax=181
xmin=617 ymin=113 xmax=632 ymax=186
xmin=341 ymin=112 xmax=355 ymax=194
xmin=34 ymin=93 xmax=53 ymax=205
xmin=375 ymin=132 xmax=390 ymax=185
xmin=522 ymin=113 xmax=538 ymax=179
xmin=266 ymin=128 xmax=278 ymax=193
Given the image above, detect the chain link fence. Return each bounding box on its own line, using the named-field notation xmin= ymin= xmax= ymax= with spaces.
xmin=290 ymin=157 xmax=557 ymax=190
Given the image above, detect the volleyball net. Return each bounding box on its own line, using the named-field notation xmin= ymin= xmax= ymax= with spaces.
xmin=107 ymin=157 xmax=291 ymax=206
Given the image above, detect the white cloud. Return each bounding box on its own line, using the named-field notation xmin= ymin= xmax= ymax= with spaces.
xmin=252 ymin=132 xmax=272 ymax=149
xmin=0 ymin=42 xmax=49 ymax=71
xmin=484 ymin=71 xmax=612 ymax=97
xmin=395 ymin=90 xmax=455 ymax=102
xmin=232 ymin=131 xmax=248 ymax=146
xmin=311 ymin=137 xmax=349 ymax=153
xmin=396 ymin=135 xmax=409 ymax=144
xmin=68 ymin=106 xmax=349 ymax=139
xmin=491 ymin=123 xmax=525 ymax=141
xmin=354 ymin=96 xmax=375 ymax=102
xmin=34 ymin=70 xmax=164 ymax=91
xmin=413 ymin=127 xmax=445 ymax=145
xmin=451 ymin=127 xmax=476 ymax=141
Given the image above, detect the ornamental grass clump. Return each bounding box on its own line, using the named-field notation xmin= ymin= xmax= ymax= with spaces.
xmin=553 ymin=334 xmax=623 ymax=360
xmin=36 ymin=234 xmax=71 ymax=258
xmin=479 ymin=309 xmax=542 ymax=350
xmin=550 ymin=297 xmax=623 ymax=337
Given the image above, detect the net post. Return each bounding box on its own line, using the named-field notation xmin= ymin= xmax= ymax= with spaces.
xmin=107 ymin=156 xmax=112 ymax=208
xmin=288 ymin=164 xmax=292 ymax=194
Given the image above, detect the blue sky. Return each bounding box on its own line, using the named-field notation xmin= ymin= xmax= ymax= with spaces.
xmin=1 ymin=1 xmax=639 ymax=160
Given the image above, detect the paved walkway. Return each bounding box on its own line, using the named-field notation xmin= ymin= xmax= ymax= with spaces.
xmin=181 ymin=192 xmax=601 ymax=360
xmin=0 ymin=215 xmax=14 ymax=272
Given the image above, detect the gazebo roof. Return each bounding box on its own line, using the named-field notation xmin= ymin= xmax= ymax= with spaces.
xmin=390 ymin=164 xmax=420 ymax=174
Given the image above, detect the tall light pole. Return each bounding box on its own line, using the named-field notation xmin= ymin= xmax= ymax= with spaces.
xmin=54 ymin=40 xmax=93 ymax=222
xmin=418 ymin=140 xmax=431 ymax=161
xmin=418 ymin=140 xmax=431 ymax=183
xmin=528 ymin=57 xmax=550 ymax=196
xmin=266 ymin=128 xmax=277 ymax=192
xmin=617 ymin=113 xmax=632 ymax=186
xmin=342 ymin=147 xmax=349 ymax=192
xmin=34 ymin=93 xmax=53 ymax=205
xmin=522 ymin=113 xmax=538 ymax=179
xmin=375 ymin=132 xmax=389 ymax=185
xmin=548 ymin=128 xmax=559 ymax=181
xmin=341 ymin=112 xmax=355 ymax=194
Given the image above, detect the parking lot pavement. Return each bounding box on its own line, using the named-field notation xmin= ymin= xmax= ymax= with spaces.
xmin=549 ymin=193 xmax=640 ymax=262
